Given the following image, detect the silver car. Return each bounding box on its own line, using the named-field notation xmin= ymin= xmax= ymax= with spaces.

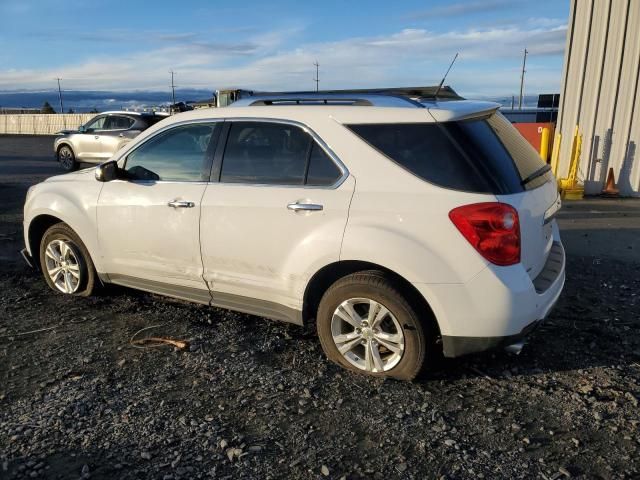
xmin=54 ymin=111 xmax=168 ymax=171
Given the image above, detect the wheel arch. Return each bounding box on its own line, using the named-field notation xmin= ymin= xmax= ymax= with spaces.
xmin=56 ymin=141 xmax=74 ymax=156
xmin=27 ymin=214 xmax=65 ymax=270
xmin=302 ymin=260 xmax=441 ymax=338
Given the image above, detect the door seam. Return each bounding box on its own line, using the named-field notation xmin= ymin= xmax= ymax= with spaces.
xmin=198 ymin=183 xmax=215 ymax=306
xmin=338 ymin=175 xmax=357 ymax=261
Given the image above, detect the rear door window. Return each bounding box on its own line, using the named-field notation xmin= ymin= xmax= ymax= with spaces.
xmin=219 ymin=121 xmax=342 ymax=186
xmin=347 ymin=113 xmax=549 ymax=194
xmin=306 ymin=143 xmax=342 ymax=186
xmin=105 ymin=115 xmax=135 ymax=130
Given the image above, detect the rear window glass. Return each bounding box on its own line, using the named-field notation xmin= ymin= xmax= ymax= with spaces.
xmin=485 ymin=113 xmax=552 ymax=189
xmin=347 ymin=113 xmax=550 ymax=194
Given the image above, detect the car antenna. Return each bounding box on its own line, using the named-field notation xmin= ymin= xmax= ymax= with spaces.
xmin=434 ymin=52 xmax=459 ymax=99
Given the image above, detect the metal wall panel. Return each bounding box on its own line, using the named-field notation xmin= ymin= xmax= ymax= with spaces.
xmin=557 ymin=0 xmax=593 ymax=168
xmin=578 ymin=0 xmax=610 ymax=192
xmin=628 ymin=56 xmax=640 ymax=194
xmin=613 ymin=0 xmax=640 ymax=195
xmin=557 ymin=0 xmax=640 ymax=196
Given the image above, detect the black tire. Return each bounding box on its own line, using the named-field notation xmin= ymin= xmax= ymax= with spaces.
xmin=317 ymin=271 xmax=428 ymax=381
xmin=57 ymin=145 xmax=77 ymax=172
xmin=39 ymin=222 xmax=96 ymax=297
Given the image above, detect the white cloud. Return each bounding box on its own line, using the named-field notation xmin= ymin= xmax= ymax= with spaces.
xmin=0 ymin=23 xmax=566 ymax=96
xmin=406 ymin=0 xmax=522 ymax=19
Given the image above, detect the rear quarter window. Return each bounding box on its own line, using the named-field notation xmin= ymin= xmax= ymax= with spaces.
xmin=347 ymin=113 xmax=550 ymax=194
xmin=142 ymin=115 xmax=169 ymax=129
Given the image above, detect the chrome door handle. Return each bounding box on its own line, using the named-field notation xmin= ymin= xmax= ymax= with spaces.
xmin=94 ymin=135 xmax=99 ymax=139
xmin=167 ymin=200 xmax=195 ymax=208
xmin=287 ymin=202 xmax=323 ymax=212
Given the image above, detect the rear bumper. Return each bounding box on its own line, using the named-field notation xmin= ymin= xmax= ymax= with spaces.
xmin=414 ymin=236 xmax=566 ymax=358
xmin=442 ymin=320 xmax=541 ymax=357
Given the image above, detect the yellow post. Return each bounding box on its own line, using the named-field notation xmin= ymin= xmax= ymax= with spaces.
xmin=550 ymin=132 xmax=561 ymax=176
xmin=568 ymin=131 xmax=582 ymax=185
xmin=539 ymin=127 xmax=550 ymax=161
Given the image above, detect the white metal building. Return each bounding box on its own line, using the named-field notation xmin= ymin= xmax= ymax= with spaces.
xmin=556 ymin=0 xmax=640 ymax=196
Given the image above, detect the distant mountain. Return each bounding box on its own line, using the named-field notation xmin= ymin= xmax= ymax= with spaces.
xmin=0 ymin=89 xmax=213 ymax=113
xmin=0 ymin=89 xmax=546 ymax=113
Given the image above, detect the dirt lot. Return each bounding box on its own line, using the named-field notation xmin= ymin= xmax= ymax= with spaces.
xmin=1 ymin=135 xmax=639 ymax=480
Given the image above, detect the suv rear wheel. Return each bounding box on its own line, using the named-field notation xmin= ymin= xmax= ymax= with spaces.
xmin=317 ymin=271 xmax=427 ymax=380
xmin=39 ymin=223 xmax=96 ymax=297
xmin=58 ymin=145 xmax=77 ymax=172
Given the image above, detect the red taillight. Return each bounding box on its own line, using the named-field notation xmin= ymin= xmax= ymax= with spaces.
xmin=449 ymin=202 xmax=520 ymax=266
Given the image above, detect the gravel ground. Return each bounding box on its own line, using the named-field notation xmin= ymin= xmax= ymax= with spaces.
xmin=1 ymin=135 xmax=639 ymax=479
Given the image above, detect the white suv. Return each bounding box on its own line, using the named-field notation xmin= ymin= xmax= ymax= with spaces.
xmin=22 ymin=92 xmax=565 ymax=380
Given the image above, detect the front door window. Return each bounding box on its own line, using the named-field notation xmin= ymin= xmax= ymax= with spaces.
xmin=125 ymin=123 xmax=218 ymax=182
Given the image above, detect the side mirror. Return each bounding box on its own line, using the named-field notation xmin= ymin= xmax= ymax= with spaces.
xmin=78 ymin=125 xmax=86 ymax=133
xmin=95 ymin=160 xmax=119 ymax=182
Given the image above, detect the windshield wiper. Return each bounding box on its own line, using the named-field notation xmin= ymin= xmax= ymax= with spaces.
xmin=521 ymin=164 xmax=551 ymax=186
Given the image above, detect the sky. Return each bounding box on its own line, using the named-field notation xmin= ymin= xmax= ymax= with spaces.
xmin=0 ymin=0 xmax=569 ymax=100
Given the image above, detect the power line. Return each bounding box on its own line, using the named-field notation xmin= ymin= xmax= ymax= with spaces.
xmin=313 ymin=61 xmax=319 ymax=92
xmin=56 ymin=78 xmax=64 ymax=113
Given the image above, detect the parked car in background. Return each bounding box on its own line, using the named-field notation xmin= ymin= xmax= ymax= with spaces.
xmin=54 ymin=111 xmax=168 ymax=171
xmin=24 ymin=91 xmax=565 ymax=380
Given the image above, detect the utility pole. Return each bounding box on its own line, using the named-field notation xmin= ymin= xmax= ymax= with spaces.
xmin=169 ymin=70 xmax=176 ymax=114
xmin=56 ymin=78 xmax=64 ymax=113
xmin=518 ymin=48 xmax=528 ymax=110
xmin=313 ymin=61 xmax=319 ymax=92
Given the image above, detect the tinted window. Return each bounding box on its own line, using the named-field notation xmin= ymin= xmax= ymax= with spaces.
xmin=347 ymin=113 xmax=547 ymax=194
xmin=125 ymin=123 xmax=216 ymax=182
xmin=306 ymin=143 xmax=341 ymax=186
xmin=105 ymin=115 xmax=135 ymax=130
xmin=142 ymin=115 xmax=167 ymax=129
xmin=221 ymin=122 xmax=312 ymax=185
xmin=485 ymin=113 xmax=552 ymax=190
xmin=348 ymin=122 xmax=495 ymax=192
xmin=85 ymin=116 xmax=106 ymax=130
xmin=440 ymin=119 xmax=524 ymax=193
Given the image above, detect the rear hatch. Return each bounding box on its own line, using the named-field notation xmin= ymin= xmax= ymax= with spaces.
xmin=348 ymin=102 xmax=558 ymax=279
xmin=427 ymin=104 xmax=558 ymax=280
xmin=481 ymin=114 xmax=559 ymax=279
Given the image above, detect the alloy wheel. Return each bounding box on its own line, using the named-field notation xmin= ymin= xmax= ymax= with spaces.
xmin=44 ymin=239 xmax=81 ymax=293
xmin=331 ymin=297 xmax=405 ymax=373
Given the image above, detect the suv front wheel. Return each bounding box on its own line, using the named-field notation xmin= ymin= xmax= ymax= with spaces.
xmin=317 ymin=271 xmax=427 ymax=381
xmin=39 ymin=223 xmax=96 ymax=297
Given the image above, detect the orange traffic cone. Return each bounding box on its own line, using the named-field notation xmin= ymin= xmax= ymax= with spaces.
xmin=601 ymin=167 xmax=619 ymax=197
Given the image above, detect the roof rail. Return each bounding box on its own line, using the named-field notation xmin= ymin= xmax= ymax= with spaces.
xmin=229 ymin=86 xmax=463 ymax=108
xmin=233 ymin=93 xmax=424 ymax=108
xmin=248 ymin=97 xmax=374 ymax=106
